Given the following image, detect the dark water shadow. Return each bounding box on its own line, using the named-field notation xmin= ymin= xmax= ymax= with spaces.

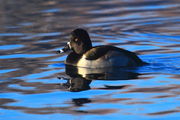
xmin=58 ymin=65 xmax=141 ymax=92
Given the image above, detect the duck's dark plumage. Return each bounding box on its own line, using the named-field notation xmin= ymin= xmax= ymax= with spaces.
xmin=65 ymin=52 xmax=81 ymax=65
xmin=84 ymin=45 xmax=141 ymax=62
xmin=60 ymin=28 xmax=147 ymax=68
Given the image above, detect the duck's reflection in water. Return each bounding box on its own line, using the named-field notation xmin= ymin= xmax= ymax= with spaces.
xmin=59 ymin=65 xmax=140 ymax=92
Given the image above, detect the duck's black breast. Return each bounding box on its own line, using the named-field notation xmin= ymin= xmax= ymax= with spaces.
xmin=65 ymin=52 xmax=82 ymax=65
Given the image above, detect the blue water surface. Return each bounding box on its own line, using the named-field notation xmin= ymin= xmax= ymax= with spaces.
xmin=0 ymin=0 xmax=179 ymax=120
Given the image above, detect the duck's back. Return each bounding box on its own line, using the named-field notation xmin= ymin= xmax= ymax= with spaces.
xmin=75 ymin=45 xmax=146 ymax=68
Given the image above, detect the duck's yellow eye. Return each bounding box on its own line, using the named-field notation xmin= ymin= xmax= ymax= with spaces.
xmin=75 ymin=38 xmax=79 ymax=42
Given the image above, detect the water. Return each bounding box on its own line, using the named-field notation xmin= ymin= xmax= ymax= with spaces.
xmin=0 ymin=0 xmax=180 ymax=120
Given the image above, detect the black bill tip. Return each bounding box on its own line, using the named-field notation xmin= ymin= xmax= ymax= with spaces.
xmin=56 ymin=43 xmax=71 ymax=54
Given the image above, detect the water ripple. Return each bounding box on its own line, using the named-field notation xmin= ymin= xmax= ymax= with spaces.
xmin=0 ymin=0 xmax=179 ymax=120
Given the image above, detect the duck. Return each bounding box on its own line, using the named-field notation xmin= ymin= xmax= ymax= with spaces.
xmin=58 ymin=28 xmax=147 ymax=68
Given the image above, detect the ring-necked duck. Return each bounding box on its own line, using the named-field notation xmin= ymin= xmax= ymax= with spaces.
xmin=58 ymin=28 xmax=147 ymax=68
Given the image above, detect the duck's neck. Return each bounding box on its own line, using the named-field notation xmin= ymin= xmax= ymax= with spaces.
xmin=84 ymin=44 xmax=92 ymax=52
xmin=81 ymin=39 xmax=92 ymax=54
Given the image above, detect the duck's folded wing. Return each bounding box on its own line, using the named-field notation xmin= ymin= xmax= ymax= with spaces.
xmin=84 ymin=46 xmax=147 ymax=66
xmin=84 ymin=46 xmax=110 ymax=60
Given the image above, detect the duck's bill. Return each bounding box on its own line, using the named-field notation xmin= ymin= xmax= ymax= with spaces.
xmin=57 ymin=42 xmax=71 ymax=54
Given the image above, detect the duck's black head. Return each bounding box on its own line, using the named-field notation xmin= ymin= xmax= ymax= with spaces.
xmin=69 ymin=28 xmax=92 ymax=54
xmin=57 ymin=28 xmax=92 ymax=55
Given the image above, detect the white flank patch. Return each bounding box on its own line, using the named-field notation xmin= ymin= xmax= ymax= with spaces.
xmin=77 ymin=51 xmax=132 ymax=68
